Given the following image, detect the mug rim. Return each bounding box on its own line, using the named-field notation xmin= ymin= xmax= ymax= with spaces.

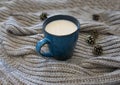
xmin=43 ymin=15 xmax=80 ymax=37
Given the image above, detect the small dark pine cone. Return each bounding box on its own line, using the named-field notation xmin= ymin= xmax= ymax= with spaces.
xmin=86 ymin=35 xmax=96 ymax=45
xmin=93 ymin=45 xmax=103 ymax=56
xmin=92 ymin=14 xmax=100 ymax=21
xmin=90 ymin=30 xmax=99 ymax=39
xmin=40 ymin=12 xmax=48 ymax=21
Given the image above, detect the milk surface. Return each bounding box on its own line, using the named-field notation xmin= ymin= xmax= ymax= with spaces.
xmin=45 ymin=20 xmax=77 ymax=36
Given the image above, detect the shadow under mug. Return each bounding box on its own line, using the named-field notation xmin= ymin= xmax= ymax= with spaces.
xmin=36 ymin=15 xmax=80 ymax=61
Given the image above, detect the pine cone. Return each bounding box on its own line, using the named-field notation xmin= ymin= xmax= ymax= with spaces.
xmin=40 ymin=12 xmax=48 ymax=21
xmin=93 ymin=45 xmax=103 ymax=56
xmin=92 ymin=14 xmax=100 ymax=21
xmin=86 ymin=35 xmax=96 ymax=45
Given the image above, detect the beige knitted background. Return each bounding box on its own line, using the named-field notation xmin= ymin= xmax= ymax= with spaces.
xmin=0 ymin=0 xmax=120 ymax=85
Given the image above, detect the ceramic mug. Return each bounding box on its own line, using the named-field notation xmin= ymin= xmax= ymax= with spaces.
xmin=36 ymin=15 xmax=80 ymax=60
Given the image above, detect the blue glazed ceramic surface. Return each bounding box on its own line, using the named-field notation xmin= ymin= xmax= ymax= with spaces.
xmin=36 ymin=15 xmax=80 ymax=60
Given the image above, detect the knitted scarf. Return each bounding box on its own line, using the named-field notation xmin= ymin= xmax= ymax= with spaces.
xmin=0 ymin=0 xmax=120 ymax=85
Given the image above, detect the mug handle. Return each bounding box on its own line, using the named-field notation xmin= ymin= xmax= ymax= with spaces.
xmin=36 ymin=38 xmax=53 ymax=57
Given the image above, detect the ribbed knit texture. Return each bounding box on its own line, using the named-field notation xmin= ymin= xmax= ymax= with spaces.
xmin=0 ymin=0 xmax=120 ymax=85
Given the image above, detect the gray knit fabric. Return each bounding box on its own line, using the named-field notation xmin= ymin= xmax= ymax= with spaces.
xmin=0 ymin=0 xmax=120 ymax=85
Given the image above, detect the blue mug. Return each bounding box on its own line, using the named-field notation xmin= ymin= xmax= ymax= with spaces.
xmin=36 ymin=15 xmax=80 ymax=60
